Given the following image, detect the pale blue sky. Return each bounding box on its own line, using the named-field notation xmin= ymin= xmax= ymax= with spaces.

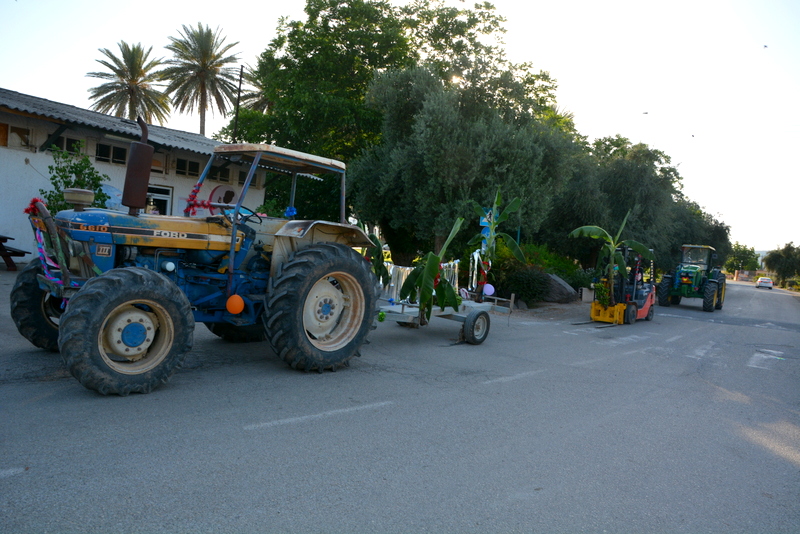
xmin=1 ymin=0 xmax=798 ymax=250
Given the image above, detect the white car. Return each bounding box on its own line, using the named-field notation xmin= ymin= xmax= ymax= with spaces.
xmin=755 ymin=277 xmax=774 ymax=289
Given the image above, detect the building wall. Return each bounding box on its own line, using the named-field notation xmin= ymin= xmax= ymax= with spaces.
xmin=0 ymin=111 xmax=264 ymax=257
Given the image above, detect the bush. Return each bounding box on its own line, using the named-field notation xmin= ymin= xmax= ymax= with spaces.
xmin=497 ymin=265 xmax=551 ymax=304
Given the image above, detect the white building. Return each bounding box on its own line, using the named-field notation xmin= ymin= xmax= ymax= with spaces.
xmin=0 ymin=87 xmax=266 ymax=258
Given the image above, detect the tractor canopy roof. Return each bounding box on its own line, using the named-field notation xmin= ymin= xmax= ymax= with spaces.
xmin=214 ymin=143 xmax=346 ymax=176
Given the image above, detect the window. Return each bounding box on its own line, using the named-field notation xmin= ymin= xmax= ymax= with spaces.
xmin=151 ymin=153 xmax=166 ymax=174
xmin=54 ymin=136 xmax=82 ymax=153
xmin=211 ymin=166 xmax=230 ymax=183
xmin=176 ymin=158 xmax=200 ymax=177
xmin=8 ymin=126 xmax=31 ymax=148
xmin=238 ymin=170 xmax=259 ymax=188
xmin=96 ymin=143 xmax=127 ymax=164
xmin=146 ymin=186 xmax=173 ymax=215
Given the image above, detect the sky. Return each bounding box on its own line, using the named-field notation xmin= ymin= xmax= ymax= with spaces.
xmin=1 ymin=0 xmax=798 ymax=251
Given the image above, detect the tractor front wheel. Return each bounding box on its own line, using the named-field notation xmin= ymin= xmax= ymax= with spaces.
xmin=10 ymin=261 xmax=62 ymax=352
xmin=265 ymin=243 xmax=379 ymax=371
xmin=658 ymin=277 xmax=672 ymax=307
xmin=715 ymin=274 xmax=726 ymax=310
xmin=59 ymin=268 xmax=194 ymax=395
xmin=702 ymin=282 xmax=718 ymax=312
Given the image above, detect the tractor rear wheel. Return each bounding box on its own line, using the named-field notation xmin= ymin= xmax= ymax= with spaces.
xmin=59 ymin=267 xmax=194 ymax=395
xmin=702 ymin=282 xmax=717 ymax=312
xmin=265 ymin=243 xmax=379 ymax=371
xmin=658 ymin=276 xmax=672 ymax=307
xmin=715 ymin=274 xmax=726 ymax=310
xmin=10 ymin=261 xmax=62 ymax=352
xmin=670 ymin=295 xmax=682 ymax=305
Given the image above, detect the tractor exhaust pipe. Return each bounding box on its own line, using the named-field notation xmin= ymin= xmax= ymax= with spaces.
xmin=121 ymin=116 xmax=154 ymax=216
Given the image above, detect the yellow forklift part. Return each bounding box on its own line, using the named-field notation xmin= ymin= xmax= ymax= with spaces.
xmin=590 ymin=301 xmax=627 ymax=324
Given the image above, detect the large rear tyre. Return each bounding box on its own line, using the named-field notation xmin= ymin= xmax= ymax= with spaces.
xmin=462 ymin=310 xmax=490 ymax=345
xmin=265 ymin=243 xmax=379 ymax=371
xmin=59 ymin=267 xmax=194 ymax=395
xmin=658 ymin=277 xmax=672 ymax=307
xmin=10 ymin=261 xmax=62 ymax=351
xmin=702 ymin=282 xmax=717 ymax=312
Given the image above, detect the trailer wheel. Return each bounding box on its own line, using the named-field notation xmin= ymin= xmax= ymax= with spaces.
xmin=463 ymin=310 xmax=490 ymax=345
xmin=266 ymin=243 xmax=379 ymax=371
xmin=657 ymin=277 xmax=672 ymax=307
xmin=10 ymin=261 xmax=62 ymax=352
xmin=59 ymin=267 xmax=194 ymax=395
xmin=702 ymin=282 xmax=717 ymax=312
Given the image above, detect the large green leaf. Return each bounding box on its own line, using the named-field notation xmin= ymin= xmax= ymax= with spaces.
xmin=621 ymin=239 xmax=655 ymax=261
xmin=497 ymin=232 xmax=526 ymax=264
xmin=568 ymin=225 xmax=612 ymax=242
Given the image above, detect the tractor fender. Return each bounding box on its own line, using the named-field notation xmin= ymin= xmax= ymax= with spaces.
xmin=275 ymin=220 xmax=372 ymax=246
xmin=270 ymin=220 xmax=372 ymax=280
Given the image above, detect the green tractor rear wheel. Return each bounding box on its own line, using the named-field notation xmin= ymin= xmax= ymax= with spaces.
xmin=702 ymin=282 xmax=717 ymax=312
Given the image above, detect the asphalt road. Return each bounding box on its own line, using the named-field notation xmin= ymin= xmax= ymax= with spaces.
xmin=1 ymin=270 xmax=798 ymax=533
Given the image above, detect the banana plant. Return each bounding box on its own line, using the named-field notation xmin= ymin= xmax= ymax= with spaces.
xmin=400 ymin=217 xmax=464 ymax=323
xmin=568 ymin=210 xmax=653 ymax=305
xmin=468 ymin=189 xmax=526 ymax=264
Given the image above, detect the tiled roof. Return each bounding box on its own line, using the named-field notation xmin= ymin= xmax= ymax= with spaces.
xmin=0 ymin=87 xmax=220 ymax=155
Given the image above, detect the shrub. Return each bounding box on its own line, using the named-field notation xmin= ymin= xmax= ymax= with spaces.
xmin=498 ymin=265 xmax=551 ymax=304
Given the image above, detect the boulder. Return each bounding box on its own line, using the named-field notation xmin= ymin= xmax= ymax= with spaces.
xmin=544 ymin=274 xmax=578 ymax=303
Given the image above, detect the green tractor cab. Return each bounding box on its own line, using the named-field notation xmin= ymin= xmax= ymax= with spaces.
xmin=658 ymin=245 xmax=726 ymax=312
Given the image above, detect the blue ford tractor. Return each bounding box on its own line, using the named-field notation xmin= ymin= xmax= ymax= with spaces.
xmin=10 ymin=119 xmax=378 ymax=395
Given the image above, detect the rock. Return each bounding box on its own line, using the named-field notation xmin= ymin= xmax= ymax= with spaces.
xmin=544 ymin=274 xmax=578 ymax=303
xmin=515 ymin=299 xmax=528 ymax=310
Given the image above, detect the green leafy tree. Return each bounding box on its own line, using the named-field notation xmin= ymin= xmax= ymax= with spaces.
xmin=86 ymin=41 xmax=170 ymax=125
xmin=763 ymin=243 xmax=800 ymax=287
xmin=40 ymin=142 xmax=110 ymax=214
xmin=161 ymin=23 xmax=240 ymax=135
xmin=350 ymin=65 xmax=570 ymax=264
xmin=725 ymin=242 xmax=760 ymax=273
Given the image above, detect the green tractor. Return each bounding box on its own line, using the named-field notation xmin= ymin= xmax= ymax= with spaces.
xmin=658 ymin=245 xmax=726 ymax=312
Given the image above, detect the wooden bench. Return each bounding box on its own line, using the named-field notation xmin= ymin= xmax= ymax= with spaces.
xmin=0 ymin=235 xmax=30 ymax=271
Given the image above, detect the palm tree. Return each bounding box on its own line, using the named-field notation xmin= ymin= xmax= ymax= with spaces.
xmin=86 ymin=41 xmax=170 ymax=125
xmin=161 ymin=23 xmax=240 ymax=135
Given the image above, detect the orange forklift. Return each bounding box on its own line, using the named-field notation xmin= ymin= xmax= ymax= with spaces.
xmin=590 ymin=246 xmax=656 ymax=325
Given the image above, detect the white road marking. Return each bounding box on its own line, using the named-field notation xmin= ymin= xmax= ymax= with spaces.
xmin=0 ymin=468 xmax=27 ymax=478
xmin=482 ymin=369 xmax=546 ymax=384
xmin=244 ymin=401 xmax=394 ymax=430
xmin=747 ymin=350 xmax=785 ymax=370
